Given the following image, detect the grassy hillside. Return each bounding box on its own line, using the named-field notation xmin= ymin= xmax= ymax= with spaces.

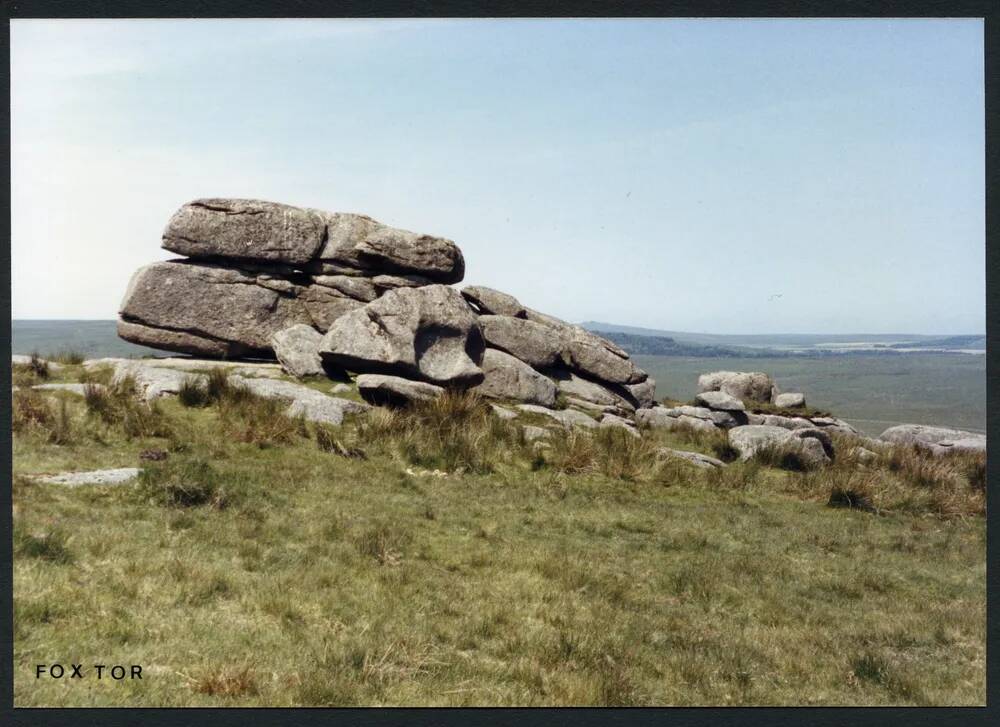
xmin=636 ymin=354 xmax=987 ymax=436
xmin=11 ymin=361 xmax=985 ymax=706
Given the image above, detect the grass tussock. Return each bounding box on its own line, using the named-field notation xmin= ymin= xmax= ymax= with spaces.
xmin=48 ymin=349 xmax=85 ymax=365
xmin=138 ymin=457 xmax=230 ymax=509
xmin=12 ymin=353 xmax=50 ymax=387
xmin=83 ymin=377 xmax=173 ymax=440
xmin=791 ymin=438 xmax=986 ymax=518
xmin=543 ymin=427 xmax=666 ymax=482
xmin=14 ymin=524 xmax=73 ymax=564
xmin=12 ymin=390 xmax=76 ymax=445
xmin=358 ymin=390 xmax=522 ymax=474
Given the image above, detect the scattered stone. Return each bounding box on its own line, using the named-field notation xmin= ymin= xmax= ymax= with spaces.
xmin=139 ymin=449 xmax=169 ymax=462
xmin=330 ymin=383 xmax=352 ymax=394
xmin=695 ymin=390 xmax=746 ymax=412
xmin=773 ymin=392 xmax=806 ymax=408
xmin=356 ymin=374 xmax=444 ymax=407
xmin=36 ymin=468 xmax=141 ymax=486
xmin=470 ymin=348 xmax=557 ymax=406
xmin=853 ymin=447 xmax=879 ymax=464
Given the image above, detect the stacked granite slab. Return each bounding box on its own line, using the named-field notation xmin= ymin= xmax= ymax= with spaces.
xmin=118 ymin=198 xmax=656 ymax=419
xmin=119 ymin=199 xmax=465 ymax=359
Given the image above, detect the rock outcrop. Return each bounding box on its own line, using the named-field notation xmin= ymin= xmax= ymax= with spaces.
xmin=118 ymin=198 xmax=656 ymax=422
xmin=879 ymin=424 xmax=986 ymax=456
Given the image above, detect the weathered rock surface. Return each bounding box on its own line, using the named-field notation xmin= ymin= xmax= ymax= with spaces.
xmin=119 ymin=261 xmax=314 ymax=357
xmin=163 ymin=199 xmax=327 ymax=265
xmin=478 ymin=315 xmax=566 ymax=369
xmin=660 ymin=448 xmax=726 ymax=469
xmin=356 ymin=374 xmax=444 ymax=407
xmin=517 ymin=404 xmax=598 ymax=429
xmin=636 ymin=408 xmax=716 ymax=432
xmin=600 ymin=413 xmax=640 ymax=437
xmin=757 ymin=414 xmax=813 ymax=430
xmin=554 ymin=372 xmax=635 ymax=413
xmin=660 ymin=405 xmax=738 ymax=428
xmin=37 ymin=468 xmax=141 ymax=486
xmin=522 ymin=425 xmax=551 ymax=442
xmin=228 ymin=375 xmax=369 ymax=425
xmin=490 ymin=404 xmax=518 ymax=420
xmin=879 ymin=424 xmax=986 ymax=455
xmin=626 ymin=378 xmax=658 ymax=409
xmin=698 ymin=371 xmax=775 ymax=403
xmin=728 ymin=425 xmax=831 ymax=467
xmin=773 ymin=392 xmax=806 ymax=408
xmin=320 ymin=285 xmax=484 ymax=385
xmin=695 ymin=390 xmax=746 ymax=412
xmin=32 ymin=383 xmax=104 ymax=396
xmin=271 ymin=325 xmax=326 ymax=379
xmin=112 ymin=361 xmax=207 ymax=403
xmin=461 ymin=286 xmax=527 ymax=318
xmin=470 ymin=348 xmax=557 ymax=406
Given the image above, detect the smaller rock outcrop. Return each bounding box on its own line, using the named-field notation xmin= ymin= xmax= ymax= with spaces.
xmin=356 ymin=374 xmax=444 ymax=407
xmin=879 ymin=424 xmax=986 ymax=455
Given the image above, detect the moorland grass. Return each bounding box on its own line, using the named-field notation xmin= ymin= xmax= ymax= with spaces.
xmin=12 ymin=374 xmax=987 ymax=706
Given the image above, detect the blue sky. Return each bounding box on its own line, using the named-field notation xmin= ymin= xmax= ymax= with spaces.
xmin=11 ymin=19 xmax=984 ymax=334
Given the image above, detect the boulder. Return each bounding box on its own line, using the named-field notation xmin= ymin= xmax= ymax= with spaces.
xmin=119 ymin=261 xmax=314 ymax=357
xmin=697 ymin=371 xmax=775 ymax=403
xmin=728 ymin=425 xmax=831 ymax=467
xmin=554 ymin=372 xmax=635 ymax=413
xmin=516 ymin=404 xmax=598 ymax=429
xmin=356 ymin=374 xmax=444 ymax=407
xmin=470 ymin=348 xmax=557 ymax=406
xmin=563 ymin=335 xmax=646 ymax=385
xmin=879 ymin=424 xmax=986 ymax=455
xmin=626 ymin=378 xmax=657 ymax=409
xmin=162 ymin=198 xmax=326 ymax=265
xmin=461 ymin=286 xmax=527 ymax=317
xmin=695 ymin=390 xmax=746 ymax=412
xmin=270 ymin=325 xmax=325 ymax=378
xmin=773 ymin=392 xmax=806 ymax=408
xmin=477 ymin=315 xmax=566 ymax=370
xmin=320 ymin=285 xmax=484 ymax=386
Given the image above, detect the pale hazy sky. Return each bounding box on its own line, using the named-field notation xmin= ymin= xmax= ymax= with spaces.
xmin=11 ymin=18 xmax=984 ymax=334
